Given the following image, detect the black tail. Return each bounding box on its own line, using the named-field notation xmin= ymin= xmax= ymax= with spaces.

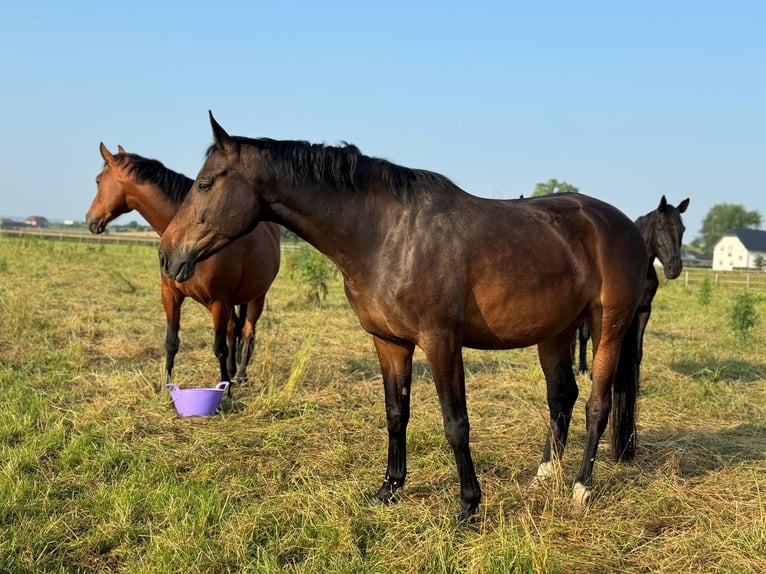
xmin=611 ymin=313 xmax=640 ymax=462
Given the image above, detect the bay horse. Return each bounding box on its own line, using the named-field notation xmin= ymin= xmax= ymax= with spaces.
xmin=574 ymin=195 xmax=689 ymax=374
xmin=86 ymin=143 xmax=281 ymax=388
xmin=158 ymin=113 xmax=649 ymax=520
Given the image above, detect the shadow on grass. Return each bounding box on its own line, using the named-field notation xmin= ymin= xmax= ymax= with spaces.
xmin=670 ymin=358 xmax=766 ymax=383
xmin=341 ymin=354 xmax=529 ymax=382
xmin=640 ymin=421 xmax=765 ymax=477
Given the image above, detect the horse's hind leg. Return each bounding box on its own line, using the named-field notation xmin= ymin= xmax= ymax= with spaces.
xmin=236 ymin=298 xmax=265 ymax=384
xmin=573 ymin=310 xmax=630 ymax=506
xmin=533 ymin=333 xmax=579 ymax=486
xmin=371 ymin=336 xmax=415 ymax=506
xmin=578 ymin=322 xmax=590 ymax=374
xmin=227 ymin=304 xmax=247 ymax=379
xmin=210 ymin=302 xmax=232 ymax=391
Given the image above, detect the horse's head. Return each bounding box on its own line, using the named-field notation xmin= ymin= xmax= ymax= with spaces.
xmin=86 ymin=143 xmax=130 ymax=234
xmin=159 ymin=112 xmax=265 ymax=283
xmin=652 ymin=195 xmax=690 ymax=279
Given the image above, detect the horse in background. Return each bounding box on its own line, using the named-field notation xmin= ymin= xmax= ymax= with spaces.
xmin=574 ymin=195 xmax=689 ymax=373
xmin=86 ymin=143 xmax=281 ymax=389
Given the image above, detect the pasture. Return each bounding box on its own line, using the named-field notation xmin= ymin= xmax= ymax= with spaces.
xmin=0 ymin=236 xmax=764 ymax=573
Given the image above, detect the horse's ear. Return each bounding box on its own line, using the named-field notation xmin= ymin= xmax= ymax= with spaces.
xmin=100 ymin=142 xmax=115 ymax=164
xmin=209 ymin=111 xmax=237 ymax=156
xmin=658 ymin=195 xmax=668 ymax=212
xmin=678 ymin=198 xmax=690 ymax=213
xmin=117 ymin=145 xmax=126 ymax=154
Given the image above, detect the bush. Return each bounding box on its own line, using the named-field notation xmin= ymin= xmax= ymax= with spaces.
xmin=294 ymin=245 xmax=337 ymax=306
xmin=729 ymin=290 xmax=760 ymax=342
xmin=697 ymin=275 xmax=712 ymax=306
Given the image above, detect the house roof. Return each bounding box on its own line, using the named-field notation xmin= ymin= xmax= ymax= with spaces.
xmin=681 ymin=249 xmax=712 ymax=264
xmin=722 ymin=228 xmax=766 ymax=252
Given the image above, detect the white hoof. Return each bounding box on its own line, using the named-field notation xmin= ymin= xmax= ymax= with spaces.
xmin=528 ymin=461 xmax=558 ymax=489
xmin=572 ymin=482 xmax=592 ymax=507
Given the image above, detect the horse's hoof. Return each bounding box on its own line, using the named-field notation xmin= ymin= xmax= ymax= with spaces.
xmin=371 ymin=480 xmax=401 ymax=506
xmin=572 ymin=482 xmax=592 ymax=507
xmin=456 ymin=500 xmax=480 ymax=524
xmin=528 ymin=461 xmax=559 ymax=490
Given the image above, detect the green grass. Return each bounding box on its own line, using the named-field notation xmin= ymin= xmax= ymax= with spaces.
xmin=1 ymin=236 xmax=764 ymax=573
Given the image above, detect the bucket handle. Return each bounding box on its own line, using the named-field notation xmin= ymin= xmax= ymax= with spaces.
xmin=165 ymin=383 xmax=180 ymax=392
xmin=215 ymin=381 xmax=230 ymax=392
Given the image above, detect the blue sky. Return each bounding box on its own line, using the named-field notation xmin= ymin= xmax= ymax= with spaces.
xmin=1 ymin=1 xmax=764 ymax=243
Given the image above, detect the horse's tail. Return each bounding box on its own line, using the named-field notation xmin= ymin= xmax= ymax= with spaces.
xmin=610 ymin=312 xmax=640 ymax=462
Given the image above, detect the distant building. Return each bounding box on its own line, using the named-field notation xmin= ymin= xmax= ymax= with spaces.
xmin=25 ymin=216 xmax=49 ymax=227
xmin=1 ymin=218 xmax=26 ymax=229
xmin=712 ymin=228 xmax=766 ymax=271
xmin=680 ymin=248 xmax=712 ymax=268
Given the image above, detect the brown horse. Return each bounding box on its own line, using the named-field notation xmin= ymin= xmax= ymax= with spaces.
xmin=86 ymin=143 xmax=281 ymax=388
xmin=575 ymin=195 xmax=690 ymax=373
xmin=158 ymin=113 xmax=648 ymax=520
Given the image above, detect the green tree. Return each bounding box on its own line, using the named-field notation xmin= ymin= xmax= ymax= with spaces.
xmin=531 ymin=179 xmax=579 ymax=197
xmin=692 ymin=204 xmax=762 ymax=254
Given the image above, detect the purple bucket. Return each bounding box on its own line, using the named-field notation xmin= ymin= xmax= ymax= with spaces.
xmin=165 ymin=382 xmax=230 ymax=416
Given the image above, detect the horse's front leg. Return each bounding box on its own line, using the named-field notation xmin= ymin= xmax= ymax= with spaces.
xmin=423 ymin=335 xmax=481 ymax=521
xmin=637 ymin=268 xmax=659 ymax=366
xmin=371 ymin=336 xmax=415 ymax=505
xmin=161 ymin=282 xmax=183 ymax=386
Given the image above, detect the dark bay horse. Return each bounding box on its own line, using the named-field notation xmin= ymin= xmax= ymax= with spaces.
xmin=574 ymin=195 xmax=689 ymax=374
xmin=158 ymin=113 xmax=649 ymax=520
xmin=86 ymin=143 xmax=281 ymax=387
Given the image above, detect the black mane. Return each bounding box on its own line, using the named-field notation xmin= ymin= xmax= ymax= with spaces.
xmin=634 ymin=211 xmax=655 ymax=237
xmin=117 ymin=153 xmax=193 ymax=202
xmin=207 ymin=137 xmax=457 ymax=201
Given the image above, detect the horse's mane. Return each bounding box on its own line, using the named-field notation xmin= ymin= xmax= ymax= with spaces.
xmin=117 ymin=153 xmax=193 ymax=202
xmin=634 ymin=210 xmax=657 ymax=242
xmin=207 ymin=137 xmax=458 ymax=201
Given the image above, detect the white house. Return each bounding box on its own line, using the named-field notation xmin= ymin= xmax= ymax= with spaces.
xmin=712 ymin=228 xmax=766 ymax=271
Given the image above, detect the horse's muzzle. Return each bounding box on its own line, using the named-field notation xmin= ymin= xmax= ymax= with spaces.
xmin=86 ymin=216 xmax=105 ymax=234
xmin=664 ymin=260 xmax=682 ymax=280
xmin=159 ymin=248 xmax=197 ymax=283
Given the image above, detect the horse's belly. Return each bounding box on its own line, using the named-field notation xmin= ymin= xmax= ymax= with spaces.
xmin=462 ymin=291 xmax=586 ymax=349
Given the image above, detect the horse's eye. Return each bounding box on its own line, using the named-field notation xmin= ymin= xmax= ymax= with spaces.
xmin=198 ymin=180 xmax=211 ymax=192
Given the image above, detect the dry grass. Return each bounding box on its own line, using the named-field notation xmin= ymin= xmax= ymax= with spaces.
xmin=0 ymin=236 xmax=764 ymax=573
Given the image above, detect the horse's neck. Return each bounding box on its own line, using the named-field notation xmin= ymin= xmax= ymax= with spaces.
xmin=268 ymin=183 xmax=383 ymax=273
xmin=126 ymin=182 xmax=181 ymax=235
xmin=636 ymin=215 xmax=659 ymax=260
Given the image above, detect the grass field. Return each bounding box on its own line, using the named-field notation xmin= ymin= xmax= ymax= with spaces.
xmin=0 ymin=236 xmax=764 ymax=573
